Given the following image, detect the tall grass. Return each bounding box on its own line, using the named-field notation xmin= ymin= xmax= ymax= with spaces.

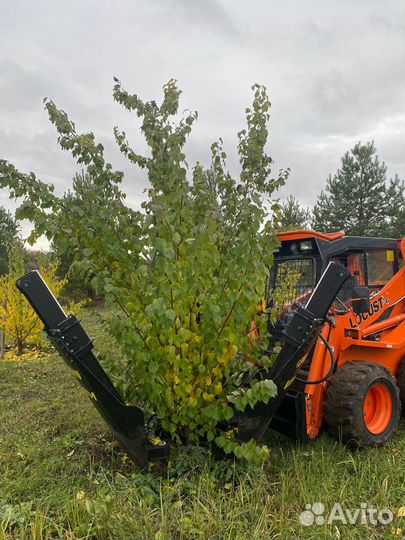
xmin=0 ymin=308 xmax=404 ymax=539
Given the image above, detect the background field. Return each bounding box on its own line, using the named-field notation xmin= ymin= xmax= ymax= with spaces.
xmin=1 ymin=308 xmax=404 ymax=540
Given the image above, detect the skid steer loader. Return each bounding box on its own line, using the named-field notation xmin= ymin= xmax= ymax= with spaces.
xmin=16 ymin=230 xmax=405 ymax=466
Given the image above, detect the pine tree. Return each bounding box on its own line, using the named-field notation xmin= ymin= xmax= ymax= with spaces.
xmin=383 ymin=175 xmax=405 ymax=238
xmin=312 ymin=141 xmax=401 ymax=237
xmin=279 ymin=195 xmax=310 ymax=230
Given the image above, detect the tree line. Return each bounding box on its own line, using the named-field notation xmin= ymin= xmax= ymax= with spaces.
xmin=1 ymin=139 xmax=403 ymax=282
xmin=1 ymin=139 xmax=404 ymax=277
xmin=0 ymin=142 xmax=405 ymax=275
xmin=280 ymin=141 xmax=404 ymax=237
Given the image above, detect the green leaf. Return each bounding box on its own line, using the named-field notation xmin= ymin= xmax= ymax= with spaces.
xmin=165 ymin=309 xmax=176 ymax=322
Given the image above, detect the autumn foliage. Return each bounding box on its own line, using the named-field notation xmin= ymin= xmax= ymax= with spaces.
xmin=0 ymin=240 xmax=75 ymax=357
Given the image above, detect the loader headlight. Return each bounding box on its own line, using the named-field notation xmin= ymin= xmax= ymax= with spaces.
xmin=300 ymin=241 xmax=312 ymax=252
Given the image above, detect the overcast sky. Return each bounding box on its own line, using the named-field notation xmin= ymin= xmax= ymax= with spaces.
xmin=1 ymin=0 xmax=404 ymax=247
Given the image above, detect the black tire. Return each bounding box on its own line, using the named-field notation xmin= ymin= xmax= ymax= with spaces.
xmin=397 ymin=358 xmax=405 ymax=414
xmin=324 ymin=361 xmax=401 ymax=448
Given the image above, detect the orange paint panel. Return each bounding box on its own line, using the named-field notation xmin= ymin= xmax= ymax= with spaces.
xmin=277 ymin=230 xmax=345 ymax=242
xmin=304 ymin=255 xmax=405 ymax=440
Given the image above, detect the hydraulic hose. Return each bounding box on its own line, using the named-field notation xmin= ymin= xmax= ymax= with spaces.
xmin=295 ymin=334 xmax=336 ymax=386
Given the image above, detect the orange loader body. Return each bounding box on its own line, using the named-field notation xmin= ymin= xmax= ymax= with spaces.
xmin=271 ymin=231 xmax=405 ymax=446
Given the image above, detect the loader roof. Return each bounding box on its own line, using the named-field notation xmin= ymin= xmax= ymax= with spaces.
xmin=277 ymin=230 xmax=345 ymax=242
xmin=276 ymin=229 xmax=400 ymax=261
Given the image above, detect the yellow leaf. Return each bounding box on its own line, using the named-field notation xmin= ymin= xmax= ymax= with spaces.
xmin=214 ymin=382 xmax=222 ymax=395
xmin=0 ymin=246 xmax=75 ymax=356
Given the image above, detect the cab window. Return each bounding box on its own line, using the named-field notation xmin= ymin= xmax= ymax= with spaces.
xmin=347 ymin=253 xmax=366 ymax=286
xmin=273 ymin=258 xmax=315 ymax=305
xmin=333 ymin=252 xmax=366 ymax=286
xmin=366 ymin=250 xmax=395 ymax=287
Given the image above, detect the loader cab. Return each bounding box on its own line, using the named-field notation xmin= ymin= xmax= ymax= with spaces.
xmin=271 ymin=230 xmax=402 ymax=311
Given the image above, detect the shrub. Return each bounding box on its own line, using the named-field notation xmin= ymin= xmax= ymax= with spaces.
xmin=0 ymin=79 xmax=289 ymax=459
xmin=0 ymin=240 xmax=69 ymax=355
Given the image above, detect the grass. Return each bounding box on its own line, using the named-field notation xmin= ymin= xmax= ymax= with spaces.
xmin=0 ymin=308 xmax=404 ymax=539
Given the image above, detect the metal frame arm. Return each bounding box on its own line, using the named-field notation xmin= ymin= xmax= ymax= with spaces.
xmin=16 ymin=271 xmax=169 ymax=466
xmin=237 ymin=262 xmax=351 ymax=442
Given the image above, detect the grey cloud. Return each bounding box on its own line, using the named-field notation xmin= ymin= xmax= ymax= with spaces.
xmin=168 ymin=0 xmax=238 ymax=36
xmin=0 ymin=60 xmax=54 ymax=112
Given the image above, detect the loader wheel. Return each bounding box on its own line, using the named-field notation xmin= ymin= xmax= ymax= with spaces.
xmin=324 ymin=362 xmax=401 ymax=448
xmin=397 ymin=358 xmax=405 ymax=414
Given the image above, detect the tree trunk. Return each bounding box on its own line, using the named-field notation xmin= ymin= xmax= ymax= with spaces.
xmin=17 ymin=340 xmax=24 ymax=357
xmin=0 ymin=329 xmax=5 ymax=360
